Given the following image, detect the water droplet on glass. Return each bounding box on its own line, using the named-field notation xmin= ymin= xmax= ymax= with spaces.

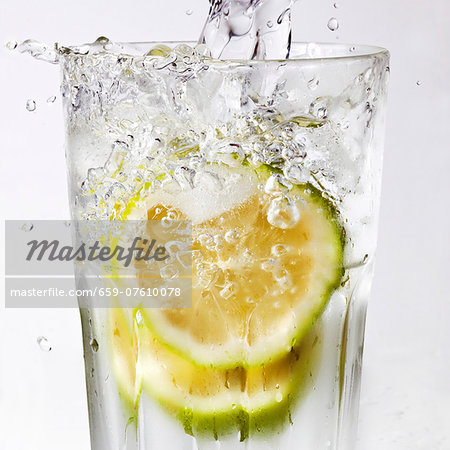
xmin=267 ymin=20 xmax=273 ymax=28
xmin=20 ymin=222 xmax=34 ymax=232
xmin=186 ymin=9 xmax=193 ymax=15
xmin=349 ymin=46 xmax=356 ymax=52
xmin=327 ymin=17 xmax=339 ymax=31
xmin=267 ymin=197 xmax=300 ymax=229
xmin=6 ymin=41 xmax=18 ymax=50
xmin=317 ymin=107 xmax=328 ymax=119
xmin=37 ymin=336 xmax=52 ymax=352
xmin=26 ymin=99 xmax=36 ymax=112
xmin=46 ymin=95 xmax=56 ymax=103
xmin=307 ymin=77 xmax=319 ymax=90
xmin=275 ymin=391 xmax=283 ymax=402
xmin=90 ymin=338 xmax=99 ymax=352
xmin=416 ymin=80 xmax=422 ymax=86
xmin=333 ymin=2 xmax=339 ymax=8
xmin=136 ymin=309 xmax=144 ymax=326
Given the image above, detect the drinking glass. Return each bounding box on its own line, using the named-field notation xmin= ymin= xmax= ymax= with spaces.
xmin=60 ymin=41 xmax=389 ymax=450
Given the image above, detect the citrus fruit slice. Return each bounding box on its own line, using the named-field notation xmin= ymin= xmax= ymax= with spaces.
xmin=139 ymin=165 xmax=344 ymax=368
xmin=109 ymin=307 xmax=321 ymax=439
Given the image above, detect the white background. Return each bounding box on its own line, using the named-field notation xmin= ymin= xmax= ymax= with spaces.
xmin=0 ymin=0 xmax=449 ymax=449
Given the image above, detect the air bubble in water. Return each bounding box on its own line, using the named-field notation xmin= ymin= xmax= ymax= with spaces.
xmin=37 ymin=336 xmax=52 ymax=352
xmin=267 ymin=197 xmax=300 ymax=229
xmin=20 ymin=222 xmax=34 ymax=232
xmin=271 ymin=244 xmax=287 ymax=257
xmin=90 ymin=338 xmax=99 ymax=352
xmin=160 ymin=264 xmax=179 ymax=279
xmin=220 ymin=282 xmax=234 ymax=299
xmin=284 ymin=164 xmax=308 ymax=184
xmin=6 ymin=41 xmax=18 ymax=50
xmin=26 ymin=99 xmax=36 ymax=112
xmin=225 ymin=230 xmax=239 ymax=244
xmin=186 ymin=9 xmax=193 ymax=15
xmin=327 ymin=17 xmax=339 ymax=31
xmin=46 ymin=95 xmax=56 ymax=103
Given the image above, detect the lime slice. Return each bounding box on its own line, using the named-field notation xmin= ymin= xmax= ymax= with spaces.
xmin=109 ymin=308 xmax=140 ymax=413
xmin=140 ymin=166 xmax=344 ymax=368
xmin=109 ymin=308 xmax=321 ymax=439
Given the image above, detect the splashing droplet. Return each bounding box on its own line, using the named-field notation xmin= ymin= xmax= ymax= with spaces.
xmin=267 ymin=20 xmax=273 ymax=28
xmin=26 ymin=99 xmax=36 ymax=112
xmin=17 ymin=40 xmax=59 ymax=64
xmin=37 ymin=336 xmax=52 ymax=352
xmin=20 ymin=222 xmax=34 ymax=232
xmin=90 ymin=338 xmax=99 ymax=352
xmin=186 ymin=9 xmax=193 ymax=15
xmin=327 ymin=17 xmax=339 ymax=31
xmin=6 ymin=41 xmax=18 ymax=51
xmin=46 ymin=95 xmax=57 ymax=104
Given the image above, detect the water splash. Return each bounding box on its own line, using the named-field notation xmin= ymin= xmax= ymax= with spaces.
xmin=17 ymin=39 xmax=59 ymax=64
xmin=198 ymin=0 xmax=297 ymax=59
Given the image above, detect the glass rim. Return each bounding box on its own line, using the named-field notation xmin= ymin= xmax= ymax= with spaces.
xmin=58 ymin=41 xmax=389 ymax=64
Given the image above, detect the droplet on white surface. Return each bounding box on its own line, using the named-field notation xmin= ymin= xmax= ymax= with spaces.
xmin=20 ymin=222 xmax=34 ymax=232
xmin=26 ymin=99 xmax=36 ymax=112
xmin=333 ymin=2 xmax=339 ymax=8
xmin=267 ymin=20 xmax=273 ymax=28
xmin=327 ymin=17 xmax=339 ymax=31
xmin=47 ymin=95 xmax=56 ymax=103
xmin=185 ymin=9 xmax=193 ymax=15
xmin=416 ymin=80 xmax=422 ymax=86
xmin=37 ymin=336 xmax=52 ymax=352
xmin=6 ymin=40 xmax=18 ymax=50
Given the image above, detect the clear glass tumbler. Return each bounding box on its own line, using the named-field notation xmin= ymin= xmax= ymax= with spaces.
xmin=60 ymin=42 xmax=389 ymax=450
